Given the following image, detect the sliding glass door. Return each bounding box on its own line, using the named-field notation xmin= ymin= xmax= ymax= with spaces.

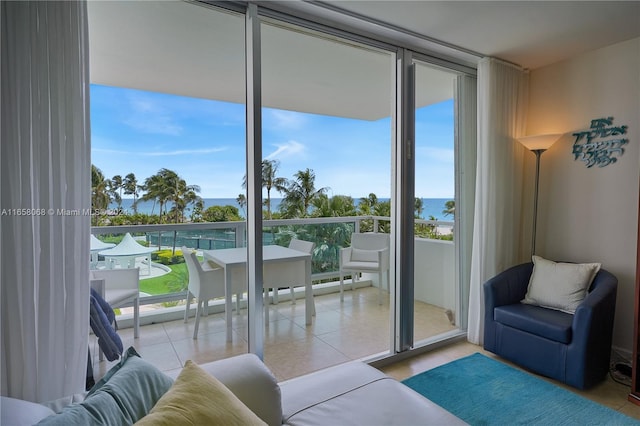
xmin=409 ymin=58 xmax=476 ymax=347
xmin=258 ymin=18 xmax=395 ymax=380
xmin=411 ymin=61 xmax=458 ymax=343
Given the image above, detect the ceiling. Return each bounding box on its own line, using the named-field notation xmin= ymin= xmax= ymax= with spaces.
xmin=89 ymin=1 xmax=456 ymax=120
xmin=88 ymin=1 xmax=640 ymax=120
xmin=316 ymin=0 xmax=640 ymax=70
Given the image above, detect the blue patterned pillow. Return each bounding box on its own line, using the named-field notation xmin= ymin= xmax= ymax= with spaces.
xmin=38 ymin=347 xmax=172 ymax=425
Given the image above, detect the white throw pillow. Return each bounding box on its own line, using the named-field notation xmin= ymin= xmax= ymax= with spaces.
xmin=522 ymin=256 xmax=601 ymax=314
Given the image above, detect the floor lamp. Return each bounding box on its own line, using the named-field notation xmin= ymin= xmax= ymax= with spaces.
xmin=517 ymin=134 xmax=562 ymax=256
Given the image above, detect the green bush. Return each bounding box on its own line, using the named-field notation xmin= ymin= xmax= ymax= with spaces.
xmin=153 ymin=249 xmax=185 ymax=265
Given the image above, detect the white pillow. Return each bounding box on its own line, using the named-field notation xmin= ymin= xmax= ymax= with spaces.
xmin=522 ymin=256 xmax=601 ymax=314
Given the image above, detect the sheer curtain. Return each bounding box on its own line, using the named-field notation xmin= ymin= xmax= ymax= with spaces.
xmin=1 ymin=1 xmax=91 ymax=402
xmin=467 ymin=58 xmax=529 ymax=344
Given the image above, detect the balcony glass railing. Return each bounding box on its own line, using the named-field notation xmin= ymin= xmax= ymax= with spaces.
xmin=91 ymin=216 xmax=453 ymax=310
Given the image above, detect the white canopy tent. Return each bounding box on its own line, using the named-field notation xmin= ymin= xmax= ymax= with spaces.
xmin=90 ymin=234 xmax=115 ymax=269
xmin=98 ymin=233 xmax=156 ymax=274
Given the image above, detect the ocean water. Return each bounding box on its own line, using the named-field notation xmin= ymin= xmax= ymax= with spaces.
xmin=110 ymin=197 xmax=453 ymax=221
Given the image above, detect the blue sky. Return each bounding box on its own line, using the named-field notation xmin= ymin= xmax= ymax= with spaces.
xmin=91 ymin=84 xmax=454 ymax=199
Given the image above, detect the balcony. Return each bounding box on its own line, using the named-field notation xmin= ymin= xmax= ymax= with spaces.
xmin=91 ymin=216 xmax=460 ymax=380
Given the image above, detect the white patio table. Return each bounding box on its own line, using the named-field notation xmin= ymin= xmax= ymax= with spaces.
xmin=204 ymin=245 xmax=313 ymax=342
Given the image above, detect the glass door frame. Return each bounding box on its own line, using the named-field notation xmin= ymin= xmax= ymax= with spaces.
xmin=393 ymin=49 xmax=415 ymax=353
xmin=237 ymin=2 xmax=476 ymax=362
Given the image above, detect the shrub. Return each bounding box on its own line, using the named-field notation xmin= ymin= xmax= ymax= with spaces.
xmin=153 ymin=249 xmax=185 ymax=265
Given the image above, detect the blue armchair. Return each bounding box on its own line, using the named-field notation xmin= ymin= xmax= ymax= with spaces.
xmin=483 ymin=262 xmax=617 ymax=389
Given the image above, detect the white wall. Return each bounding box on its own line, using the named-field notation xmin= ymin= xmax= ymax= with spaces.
xmin=527 ymin=37 xmax=640 ymax=353
xmin=413 ymin=238 xmax=455 ymax=311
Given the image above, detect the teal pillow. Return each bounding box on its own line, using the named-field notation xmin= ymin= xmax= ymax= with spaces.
xmin=38 ymin=347 xmax=173 ymax=425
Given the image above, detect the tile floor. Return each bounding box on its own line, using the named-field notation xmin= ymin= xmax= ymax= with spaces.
xmin=91 ymin=286 xmax=640 ymax=421
xmin=92 ymin=286 xmax=455 ymax=380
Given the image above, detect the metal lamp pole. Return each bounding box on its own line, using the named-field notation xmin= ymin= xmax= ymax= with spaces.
xmin=530 ymin=149 xmax=546 ymax=256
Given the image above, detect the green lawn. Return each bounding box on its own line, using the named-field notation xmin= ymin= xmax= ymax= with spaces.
xmin=140 ymin=263 xmax=188 ymax=295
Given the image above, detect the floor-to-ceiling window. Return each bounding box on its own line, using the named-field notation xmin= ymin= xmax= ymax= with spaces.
xmin=88 ymin=0 xmax=250 ymax=363
xmin=89 ymin=0 xmax=476 ymax=376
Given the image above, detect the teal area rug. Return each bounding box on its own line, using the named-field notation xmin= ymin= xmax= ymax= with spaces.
xmin=402 ymin=353 xmax=638 ymax=425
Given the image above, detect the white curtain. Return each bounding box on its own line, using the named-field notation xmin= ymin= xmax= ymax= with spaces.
xmin=1 ymin=1 xmax=91 ymax=402
xmin=467 ymin=58 xmax=529 ymax=344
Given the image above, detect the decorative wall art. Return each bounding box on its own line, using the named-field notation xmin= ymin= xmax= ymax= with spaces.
xmin=572 ymin=117 xmax=629 ymax=168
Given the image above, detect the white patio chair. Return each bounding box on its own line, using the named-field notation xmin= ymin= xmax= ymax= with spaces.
xmin=339 ymin=233 xmax=390 ymax=305
xmin=90 ymin=268 xmax=140 ymax=338
xmin=286 ymin=239 xmax=316 ymax=305
xmin=182 ymin=247 xmax=243 ymax=339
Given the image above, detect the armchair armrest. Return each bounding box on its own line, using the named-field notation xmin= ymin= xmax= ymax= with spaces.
xmin=378 ymin=247 xmax=390 ymax=270
xmin=483 ymin=262 xmax=533 ymax=352
xmin=483 ymin=263 xmax=534 ymax=309
xmin=181 ymin=354 xmax=282 ymax=426
xmin=567 ymin=269 xmax=617 ymax=388
xmin=339 ymin=247 xmax=352 ymax=266
xmin=572 ymin=269 xmax=618 ymax=338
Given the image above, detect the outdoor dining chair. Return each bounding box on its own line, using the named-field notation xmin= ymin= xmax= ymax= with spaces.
xmin=339 ymin=233 xmax=390 ymax=305
xmin=182 ymin=247 xmax=243 ymax=339
xmin=90 ymin=268 xmax=140 ymax=338
xmin=286 ymin=238 xmax=316 ymax=305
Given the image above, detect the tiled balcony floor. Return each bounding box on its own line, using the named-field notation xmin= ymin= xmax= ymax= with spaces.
xmin=91 ymin=286 xmax=455 ymax=381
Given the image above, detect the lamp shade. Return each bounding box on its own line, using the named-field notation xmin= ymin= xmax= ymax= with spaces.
xmin=517 ymin=134 xmax=562 ymax=151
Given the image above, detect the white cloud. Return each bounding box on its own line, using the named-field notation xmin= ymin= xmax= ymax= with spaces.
xmin=124 ymin=94 xmax=183 ymax=136
xmin=128 ymin=97 xmax=155 ymax=113
xmin=268 ymin=110 xmax=307 ymax=129
xmin=265 ymin=140 xmax=306 ymax=160
xmin=125 ymin=117 xmax=182 ymax=136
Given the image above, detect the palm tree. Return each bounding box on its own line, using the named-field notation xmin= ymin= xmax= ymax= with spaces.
xmin=443 ymin=200 xmax=455 ymax=218
xmin=281 ymin=168 xmax=328 ymax=218
xmin=141 ymin=168 xmax=177 ymax=220
xmin=157 ymin=168 xmax=178 ymax=220
xmin=91 ymin=165 xmax=110 ymax=207
xmin=373 ymin=200 xmax=391 ymax=233
xmin=141 ymin=169 xmax=201 ymax=223
xmin=262 ymin=160 xmax=288 ymax=219
xmin=91 ymin=165 xmax=111 ymax=226
xmin=414 ymin=197 xmax=424 ymax=218
xmin=109 ymin=175 xmax=123 ymax=209
xmin=123 ymin=173 xmax=139 ymax=213
xmin=171 ymin=181 xmax=201 ymax=223
xmin=191 ymin=198 xmax=205 ymax=222
xmin=159 ymin=171 xmax=200 ymax=223
xmin=358 ymin=193 xmax=378 ymax=215
xmin=236 ymin=193 xmax=246 ymax=218
xmin=242 ymin=159 xmax=288 ymax=219
xmin=311 ymin=194 xmax=356 ymax=217
xmin=140 ymin=173 xmax=163 ymax=217
xmin=357 ymin=193 xmax=378 ymax=232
